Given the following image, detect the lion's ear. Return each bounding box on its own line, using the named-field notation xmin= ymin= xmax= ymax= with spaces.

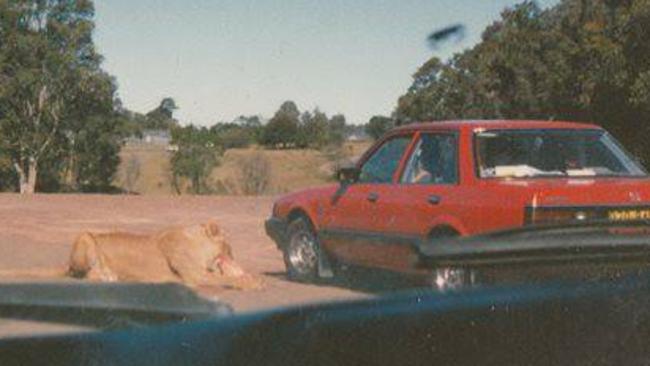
xmin=204 ymin=220 xmax=221 ymax=237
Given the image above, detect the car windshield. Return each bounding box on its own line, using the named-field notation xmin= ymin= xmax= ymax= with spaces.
xmin=475 ymin=129 xmax=647 ymax=178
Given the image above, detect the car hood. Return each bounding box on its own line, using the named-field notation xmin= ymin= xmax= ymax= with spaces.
xmin=276 ymin=184 xmax=339 ymax=204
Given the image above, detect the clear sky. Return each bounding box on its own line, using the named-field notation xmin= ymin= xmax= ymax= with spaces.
xmin=94 ymin=0 xmax=559 ymax=125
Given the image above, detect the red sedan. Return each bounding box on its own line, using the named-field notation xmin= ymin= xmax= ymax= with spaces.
xmin=265 ymin=120 xmax=650 ymax=282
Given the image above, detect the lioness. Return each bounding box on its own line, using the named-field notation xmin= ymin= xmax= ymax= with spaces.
xmin=67 ymin=220 xmax=263 ymax=290
xmin=0 ymin=221 xmax=262 ymax=289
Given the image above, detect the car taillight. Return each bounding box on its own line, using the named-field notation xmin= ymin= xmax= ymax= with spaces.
xmin=526 ymin=205 xmax=650 ymax=226
xmin=524 ymin=206 xmax=595 ymax=225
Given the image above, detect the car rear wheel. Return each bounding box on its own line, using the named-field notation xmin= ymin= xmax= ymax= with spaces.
xmin=283 ymin=217 xmax=319 ymax=282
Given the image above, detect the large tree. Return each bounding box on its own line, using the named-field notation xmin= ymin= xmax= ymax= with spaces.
xmin=0 ymin=0 xmax=119 ymax=193
xmin=395 ymin=0 xmax=650 ymax=161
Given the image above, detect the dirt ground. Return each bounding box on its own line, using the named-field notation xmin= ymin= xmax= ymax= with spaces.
xmin=0 ymin=194 xmax=367 ymax=315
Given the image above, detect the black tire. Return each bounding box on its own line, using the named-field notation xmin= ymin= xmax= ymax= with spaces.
xmin=283 ymin=217 xmax=319 ymax=282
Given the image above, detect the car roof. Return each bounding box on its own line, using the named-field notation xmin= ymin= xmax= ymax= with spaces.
xmin=394 ymin=120 xmax=601 ymax=132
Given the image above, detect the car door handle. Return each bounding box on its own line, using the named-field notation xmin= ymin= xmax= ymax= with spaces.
xmin=428 ymin=195 xmax=441 ymax=205
xmin=367 ymin=192 xmax=379 ymax=202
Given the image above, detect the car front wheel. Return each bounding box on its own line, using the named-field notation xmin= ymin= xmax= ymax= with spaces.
xmin=283 ymin=217 xmax=320 ymax=282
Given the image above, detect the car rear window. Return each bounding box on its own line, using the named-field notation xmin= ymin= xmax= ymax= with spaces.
xmin=475 ymin=129 xmax=647 ymax=178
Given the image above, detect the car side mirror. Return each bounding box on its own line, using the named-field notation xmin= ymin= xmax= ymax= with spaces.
xmin=337 ymin=166 xmax=360 ymax=185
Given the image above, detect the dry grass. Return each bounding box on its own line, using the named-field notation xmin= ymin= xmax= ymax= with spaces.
xmin=114 ymin=141 xmax=372 ymax=195
xmin=212 ymin=147 xmax=331 ymax=194
xmin=115 ymin=145 xmax=174 ymax=195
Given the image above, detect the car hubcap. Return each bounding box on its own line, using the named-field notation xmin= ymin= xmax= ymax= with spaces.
xmin=288 ymin=232 xmax=318 ymax=274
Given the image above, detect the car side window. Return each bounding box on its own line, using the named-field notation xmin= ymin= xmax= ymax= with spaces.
xmin=358 ymin=135 xmax=412 ymax=184
xmin=401 ymin=133 xmax=458 ymax=184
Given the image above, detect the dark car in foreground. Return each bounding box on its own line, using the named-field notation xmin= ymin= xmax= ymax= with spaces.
xmin=266 ymin=120 xmax=650 ymax=282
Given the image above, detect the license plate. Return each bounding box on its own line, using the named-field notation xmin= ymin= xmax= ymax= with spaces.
xmin=608 ymin=209 xmax=650 ymax=221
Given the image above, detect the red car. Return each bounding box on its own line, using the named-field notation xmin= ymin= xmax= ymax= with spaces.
xmin=265 ymin=120 xmax=650 ymax=282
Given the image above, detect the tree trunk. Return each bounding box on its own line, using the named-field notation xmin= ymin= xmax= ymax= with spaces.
xmin=13 ymin=157 xmax=38 ymax=194
xmin=13 ymin=162 xmax=27 ymax=194
xmin=192 ymin=175 xmax=201 ymax=195
xmin=25 ymin=158 xmax=37 ymax=194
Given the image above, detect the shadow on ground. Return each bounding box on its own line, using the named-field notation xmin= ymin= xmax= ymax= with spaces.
xmin=264 ymin=268 xmax=432 ymax=295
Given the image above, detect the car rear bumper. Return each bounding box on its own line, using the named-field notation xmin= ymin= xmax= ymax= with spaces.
xmin=265 ymin=217 xmax=288 ymax=249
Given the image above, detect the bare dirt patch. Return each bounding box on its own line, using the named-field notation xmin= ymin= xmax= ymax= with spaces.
xmin=0 ymin=194 xmax=366 ymax=314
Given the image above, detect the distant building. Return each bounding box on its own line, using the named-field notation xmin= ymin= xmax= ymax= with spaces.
xmin=125 ymin=129 xmax=171 ymax=147
xmin=346 ymin=130 xmax=369 ymax=142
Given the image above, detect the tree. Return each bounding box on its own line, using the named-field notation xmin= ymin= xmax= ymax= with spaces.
xmin=236 ymin=115 xmax=263 ymax=143
xmin=170 ymin=125 xmax=222 ymax=194
xmin=143 ymin=97 xmax=179 ymax=130
xmin=328 ymin=114 xmax=347 ymax=146
xmin=296 ymin=110 xmax=313 ymax=148
xmin=0 ymin=0 xmax=120 ymax=193
xmin=296 ymin=109 xmax=347 ymax=148
xmin=301 ymin=108 xmax=329 ymax=148
xmin=261 ymin=101 xmax=300 ymax=148
xmin=65 ymin=72 xmax=126 ymax=191
xmin=366 ymin=116 xmax=394 ymax=140
xmin=210 ymin=122 xmax=254 ymax=149
xmin=394 ymin=0 xmax=650 ymax=162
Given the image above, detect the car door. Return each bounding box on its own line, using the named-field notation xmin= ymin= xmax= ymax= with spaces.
xmin=319 ymin=133 xmax=414 ymax=266
xmin=359 ymin=132 xmax=461 ymax=272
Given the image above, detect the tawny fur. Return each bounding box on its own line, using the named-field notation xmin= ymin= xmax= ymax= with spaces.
xmin=0 ymin=220 xmax=263 ymax=290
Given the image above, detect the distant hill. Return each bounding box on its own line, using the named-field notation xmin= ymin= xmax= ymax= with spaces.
xmin=114 ymin=142 xmax=371 ymax=195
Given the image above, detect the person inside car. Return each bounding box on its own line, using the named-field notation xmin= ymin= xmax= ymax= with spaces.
xmin=413 ymin=135 xmax=456 ymax=184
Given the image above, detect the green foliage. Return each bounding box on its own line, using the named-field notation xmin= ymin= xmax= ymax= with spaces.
xmin=328 ymin=114 xmax=347 ymax=146
xmin=237 ymin=115 xmax=263 ymax=143
xmin=210 ymin=117 xmax=262 ymax=149
xmin=395 ymin=0 xmax=650 ymax=162
xmin=296 ymin=110 xmax=313 ymax=148
xmin=0 ymin=155 xmax=17 ymax=191
xmin=72 ymin=116 xmax=125 ymax=191
xmin=0 ymin=0 xmax=123 ymax=193
xmin=261 ymin=101 xmax=348 ymax=149
xmin=366 ymin=115 xmax=395 ymax=140
xmin=114 ymin=106 xmax=146 ymax=139
xmin=170 ymin=125 xmax=223 ymax=194
xmin=301 ymin=109 xmax=329 ymax=148
xmin=212 ymin=125 xmax=253 ymax=149
xmin=261 ymin=101 xmax=301 ymax=148
xmin=143 ymin=97 xmax=179 ymax=130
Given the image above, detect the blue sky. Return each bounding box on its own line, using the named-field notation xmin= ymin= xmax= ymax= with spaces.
xmin=94 ymin=0 xmax=559 ymax=125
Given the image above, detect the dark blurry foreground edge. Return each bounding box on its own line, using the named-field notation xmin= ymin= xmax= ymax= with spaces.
xmin=1 ymin=275 xmax=650 ymax=365
xmin=412 ymin=221 xmax=650 ymax=290
xmin=0 ymin=282 xmax=233 ymax=329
